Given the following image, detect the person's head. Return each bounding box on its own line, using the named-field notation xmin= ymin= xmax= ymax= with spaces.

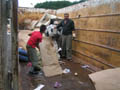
xmin=64 ymin=13 xmax=69 ymax=20
xmin=50 ymin=19 xmax=54 ymax=25
xmin=40 ymin=25 xmax=46 ymax=33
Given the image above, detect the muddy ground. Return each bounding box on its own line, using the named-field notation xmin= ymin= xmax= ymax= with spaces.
xmin=20 ymin=59 xmax=95 ymax=90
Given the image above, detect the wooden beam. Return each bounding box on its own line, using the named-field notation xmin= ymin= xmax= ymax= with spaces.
xmin=72 ymin=13 xmax=120 ymax=19
xmin=0 ymin=0 xmax=3 ymax=89
xmin=73 ymin=39 xmax=120 ymax=53
xmin=75 ymin=28 xmax=120 ymax=34
xmin=11 ymin=0 xmax=19 ymax=90
xmin=73 ymin=50 xmax=115 ymax=68
xmin=0 ymin=0 xmax=12 ymax=90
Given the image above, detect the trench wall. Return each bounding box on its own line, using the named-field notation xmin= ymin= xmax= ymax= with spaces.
xmin=57 ymin=0 xmax=120 ymax=69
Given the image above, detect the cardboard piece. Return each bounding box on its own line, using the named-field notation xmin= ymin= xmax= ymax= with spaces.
xmin=39 ymin=35 xmax=63 ymax=77
xmin=89 ymin=68 xmax=120 ymax=90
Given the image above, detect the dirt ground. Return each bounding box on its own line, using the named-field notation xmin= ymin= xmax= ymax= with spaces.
xmin=19 ymin=30 xmax=95 ymax=90
xmin=20 ymin=59 xmax=95 ymax=90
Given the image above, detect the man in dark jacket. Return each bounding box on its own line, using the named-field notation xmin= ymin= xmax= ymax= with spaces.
xmin=57 ymin=13 xmax=75 ymax=60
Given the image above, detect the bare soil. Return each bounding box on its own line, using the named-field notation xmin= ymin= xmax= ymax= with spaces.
xmin=20 ymin=59 xmax=95 ymax=90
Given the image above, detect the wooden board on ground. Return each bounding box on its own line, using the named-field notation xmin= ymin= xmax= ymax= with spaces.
xmin=89 ymin=68 xmax=120 ymax=90
xmin=39 ymin=35 xmax=63 ymax=77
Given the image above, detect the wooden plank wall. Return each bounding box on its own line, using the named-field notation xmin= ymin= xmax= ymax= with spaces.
xmin=11 ymin=0 xmax=19 ymax=89
xmin=57 ymin=0 xmax=120 ymax=70
xmin=0 ymin=0 xmax=3 ymax=89
xmin=0 ymin=0 xmax=19 ymax=90
xmin=0 ymin=0 xmax=9 ymax=90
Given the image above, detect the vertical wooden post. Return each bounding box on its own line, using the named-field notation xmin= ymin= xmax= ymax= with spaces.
xmin=0 ymin=0 xmax=9 ymax=90
xmin=11 ymin=0 xmax=19 ymax=90
xmin=0 ymin=0 xmax=3 ymax=89
xmin=0 ymin=0 xmax=19 ymax=90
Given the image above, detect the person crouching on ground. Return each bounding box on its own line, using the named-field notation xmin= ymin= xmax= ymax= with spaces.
xmin=26 ymin=25 xmax=46 ymax=75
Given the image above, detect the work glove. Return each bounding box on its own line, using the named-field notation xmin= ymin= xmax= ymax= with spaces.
xmin=72 ymin=33 xmax=76 ymax=38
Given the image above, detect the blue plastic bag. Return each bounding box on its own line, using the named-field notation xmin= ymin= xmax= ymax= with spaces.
xmin=18 ymin=48 xmax=28 ymax=62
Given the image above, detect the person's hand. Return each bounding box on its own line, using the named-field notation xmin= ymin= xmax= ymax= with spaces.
xmin=54 ymin=26 xmax=57 ymax=29
xmin=72 ymin=33 xmax=76 ymax=38
xmin=38 ymin=48 xmax=40 ymax=52
xmin=27 ymin=62 xmax=32 ymax=67
xmin=28 ymin=33 xmax=32 ymax=36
